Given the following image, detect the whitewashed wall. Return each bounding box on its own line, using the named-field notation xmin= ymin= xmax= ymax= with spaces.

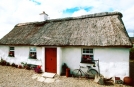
xmin=57 ymin=47 xmax=62 ymax=75
xmin=0 ymin=45 xmax=130 ymax=79
xmin=94 ymin=48 xmax=130 ymax=80
xmin=0 ymin=46 xmax=62 ymax=75
xmin=62 ymin=47 xmax=81 ymax=70
xmin=0 ymin=46 xmax=43 ymax=65
xmin=0 ymin=45 xmax=9 ymax=59
xmin=62 ymin=47 xmax=130 ymax=80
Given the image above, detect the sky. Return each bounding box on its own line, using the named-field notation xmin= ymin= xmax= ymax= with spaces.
xmin=0 ymin=0 xmax=134 ymax=39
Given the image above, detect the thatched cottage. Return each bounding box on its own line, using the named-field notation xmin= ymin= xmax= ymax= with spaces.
xmin=0 ymin=12 xmax=132 ymax=79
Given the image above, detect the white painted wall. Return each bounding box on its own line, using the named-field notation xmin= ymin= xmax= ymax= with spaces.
xmin=0 ymin=45 xmax=130 ymax=80
xmin=0 ymin=45 xmax=9 ymax=60
xmin=0 ymin=46 xmax=43 ymax=66
xmin=62 ymin=47 xmax=130 ymax=80
xmin=94 ymin=48 xmax=130 ymax=80
xmin=62 ymin=47 xmax=81 ymax=70
xmin=42 ymin=47 xmax=45 ymax=72
xmin=57 ymin=47 xmax=62 ymax=75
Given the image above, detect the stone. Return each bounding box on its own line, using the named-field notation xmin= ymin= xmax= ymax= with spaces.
xmin=37 ymin=77 xmax=45 ymax=82
xmin=44 ymin=78 xmax=55 ymax=83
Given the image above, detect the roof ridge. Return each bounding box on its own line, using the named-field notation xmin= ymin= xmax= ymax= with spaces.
xmin=16 ymin=11 xmax=122 ymax=26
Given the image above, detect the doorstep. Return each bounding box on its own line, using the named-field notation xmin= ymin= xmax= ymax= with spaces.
xmin=42 ymin=72 xmax=56 ymax=78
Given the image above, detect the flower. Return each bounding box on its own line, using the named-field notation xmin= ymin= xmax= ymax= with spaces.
xmin=9 ymin=52 xmax=13 ymax=56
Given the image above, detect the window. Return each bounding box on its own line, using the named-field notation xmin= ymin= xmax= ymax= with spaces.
xmin=81 ymin=48 xmax=94 ymax=63
xmin=29 ymin=47 xmax=37 ymax=59
xmin=9 ymin=47 xmax=15 ymax=57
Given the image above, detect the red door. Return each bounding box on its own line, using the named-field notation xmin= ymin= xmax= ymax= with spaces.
xmin=45 ymin=48 xmax=57 ymax=73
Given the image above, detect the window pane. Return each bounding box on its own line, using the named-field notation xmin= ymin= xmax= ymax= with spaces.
xmin=30 ymin=47 xmax=36 ymax=51
xmin=90 ymin=55 xmax=93 ymax=58
xmin=10 ymin=47 xmax=14 ymax=50
xmin=83 ymin=48 xmax=93 ymax=53
xmin=81 ymin=54 xmax=93 ymax=63
xmin=83 ymin=49 xmax=86 ymax=53
xmin=89 ymin=49 xmax=93 ymax=53
xmin=9 ymin=47 xmax=15 ymax=57
xmin=82 ymin=55 xmax=89 ymax=58
xmin=9 ymin=51 xmax=14 ymax=57
xmin=29 ymin=52 xmax=36 ymax=59
xmin=81 ymin=48 xmax=94 ymax=63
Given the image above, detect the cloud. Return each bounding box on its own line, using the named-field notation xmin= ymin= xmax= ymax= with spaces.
xmin=0 ymin=0 xmax=134 ymax=38
xmin=72 ymin=9 xmax=89 ymax=17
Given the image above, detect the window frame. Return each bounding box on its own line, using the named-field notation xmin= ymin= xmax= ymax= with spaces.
xmin=29 ymin=47 xmax=37 ymax=59
xmin=9 ymin=47 xmax=15 ymax=57
xmin=81 ymin=48 xmax=94 ymax=63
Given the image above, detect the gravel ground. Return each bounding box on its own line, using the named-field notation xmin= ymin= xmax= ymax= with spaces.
xmin=0 ymin=65 xmax=132 ymax=87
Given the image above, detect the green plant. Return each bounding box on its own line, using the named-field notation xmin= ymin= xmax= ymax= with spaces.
xmin=30 ymin=64 xmax=37 ymax=70
xmin=11 ymin=63 xmax=16 ymax=67
xmin=6 ymin=62 xmax=10 ymax=66
xmin=21 ymin=62 xmax=27 ymax=68
xmin=130 ymin=48 xmax=134 ymax=60
xmin=25 ymin=64 xmax=31 ymax=70
xmin=1 ymin=59 xmax=7 ymax=66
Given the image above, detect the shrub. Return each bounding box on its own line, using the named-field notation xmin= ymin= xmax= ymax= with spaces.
xmin=130 ymin=48 xmax=134 ymax=60
xmin=1 ymin=59 xmax=6 ymax=66
xmin=6 ymin=62 xmax=10 ymax=66
xmin=11 ymin=63 xmax=16 ymax=67
xmin=25 ymin=64 xmax=31 ymax=70
xmin=18 ymin=65 xmax=22 ymax=68
xmin=34 ymin=65 xmax=42 ymax=73
xmin=21 ymin=62 xmax=27 ymax=68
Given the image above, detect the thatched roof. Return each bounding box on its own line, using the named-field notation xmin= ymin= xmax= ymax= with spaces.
xmin=0 ymin=12 xmax=132 ymax=47
xmin=130 ymin=37 xmax=134 ymax=44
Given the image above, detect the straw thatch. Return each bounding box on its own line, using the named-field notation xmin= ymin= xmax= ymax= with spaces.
xmin=130 ymin=37 xmax=134 ymax=44
xmin=0 ymin=12 xmax=132 ymax=47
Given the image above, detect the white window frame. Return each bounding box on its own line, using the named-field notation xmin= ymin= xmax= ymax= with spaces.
xmin=29 ymin=47 xmax=37 ymax=59
xmin=81 ymin=48 xmax=94 ymax=63
xmin=9 ymin=47 xmax=15 ymax=57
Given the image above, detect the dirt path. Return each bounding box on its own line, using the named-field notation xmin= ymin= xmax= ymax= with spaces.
xmin=0 ymin=65 xmax=132 ymax=87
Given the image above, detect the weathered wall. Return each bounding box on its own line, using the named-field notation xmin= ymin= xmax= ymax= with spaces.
xmin=57 ymin=47 xmax=62 ymax=75
xmin=0 ymin=46 xmax=42 ymax=65
xmin=0 ymin=46 xmax=62 ymax=75
xmin=0 ymin=45 xmax=9 ymax=59
xmin=95 ymin=48 xmax=130 ymax=80
xmin=62 ymin=47 xmax=81 ymax=70
xmin=0 ymin=45 xmax=130 ymax=79
xmin=62 ymin=47 xmax=130 ymax=80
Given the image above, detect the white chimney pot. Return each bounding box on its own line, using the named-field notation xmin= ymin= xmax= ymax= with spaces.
xmin=39 ymin=11 xmax=48 ymax=21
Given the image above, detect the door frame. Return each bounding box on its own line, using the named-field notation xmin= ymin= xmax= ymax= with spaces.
xmin=45 ymin=47 xmax=57 ymax=73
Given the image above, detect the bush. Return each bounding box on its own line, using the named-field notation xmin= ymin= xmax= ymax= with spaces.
xmin=6 ymin=62 xmax=10 ymax=66
xmin=34 ymin=65 xmax=42 ymax=73
xmin=21 ymin=62 xmax=28 ymax=68
xmin=130 ymin=48 xmax=134 ymax=60
xmin=0 ymin=59 xmax=7 ymax=66
xmin=11 ymin=63 xmax=16 ymax=67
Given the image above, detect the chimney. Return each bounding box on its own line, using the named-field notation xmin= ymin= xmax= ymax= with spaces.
xmin=39 ymin=11 xmax=48 ymax=21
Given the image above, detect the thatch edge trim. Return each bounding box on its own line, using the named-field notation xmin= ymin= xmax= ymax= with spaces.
xmin=0 ymin=44 xmax=132 ymax=48
xmin=16 ymin=11 xmax=122 ymax=26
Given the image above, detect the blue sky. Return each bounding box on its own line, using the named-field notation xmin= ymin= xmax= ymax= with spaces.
xmin=0 ymin=0 xmax=134 ymax=38
xmin=63 ymin=6 xmax=93 ymax=14
xmin=29 ymin=0 xmax=41 ymax=5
